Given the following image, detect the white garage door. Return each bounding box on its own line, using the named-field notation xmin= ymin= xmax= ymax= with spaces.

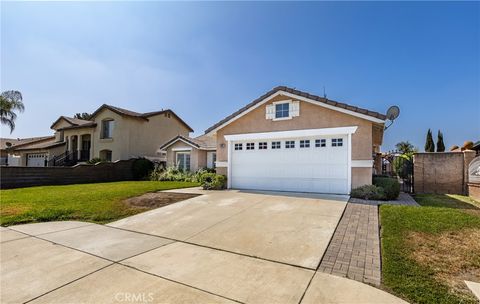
xmin=27 ymin=153 xmax=47 ymax=167
xmin=230 ymin=135 xmax=349 ymax=194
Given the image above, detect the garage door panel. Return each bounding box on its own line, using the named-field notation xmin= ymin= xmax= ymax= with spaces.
xmin=230 ymin=135 xmax=349 ymax=194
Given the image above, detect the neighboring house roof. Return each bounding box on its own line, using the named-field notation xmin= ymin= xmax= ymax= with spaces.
xmin=1 ymin=136 xmax=54 ymax=151
xmin=90 ymin=104 xmax=194 ymax=132
xmin=12 ymin=137 xmax=66 ymax=151
xmin=473 ymin=141 xmax=480 ymax=151
xmin=205 ymin=86 xmax=387 ymax=134
xmin=57 ymin=122 xmax=97 ymax=131
xmin=159 ymin=134 xmax=217 ymax=151
xmin=50 ymin=116 xmax=93 ymax=130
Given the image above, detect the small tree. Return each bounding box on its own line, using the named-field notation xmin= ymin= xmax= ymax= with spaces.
xmin=436 ymin=130 xmax=445 ymax=152
xmin=74 ymin=112 xmax=92 ymax=120
xmin=424 ymin=129 xmax=435 ymax=152
xmin=395 ymin=141 xmax=416 ymax=155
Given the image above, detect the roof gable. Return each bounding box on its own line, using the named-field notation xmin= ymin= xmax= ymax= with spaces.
xmin=205 ymin=86 xmax=386 ymax=134
xmin=90 ymin=104 xmax=194 ymax=132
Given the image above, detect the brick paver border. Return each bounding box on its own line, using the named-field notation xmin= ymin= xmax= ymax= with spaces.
xmin=318 ymin=203 xmax=382 ymax=286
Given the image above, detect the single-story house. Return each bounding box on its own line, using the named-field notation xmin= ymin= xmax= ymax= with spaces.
xmin=159 ymin=134 xmax=216 ymax=171
xmin=203 ymin=86 xmax=386 ymax=195
xmin=1 ymin=136 xmax=60 ymax=166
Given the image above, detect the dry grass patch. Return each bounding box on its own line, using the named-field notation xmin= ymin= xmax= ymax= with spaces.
xmin=408 ymin=229 xmax=480 ymax=301
xmin=122 ymin=192 xmax=200 ymax=209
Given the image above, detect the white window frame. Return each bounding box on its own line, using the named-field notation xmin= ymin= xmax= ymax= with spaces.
xmin=176 ymin=152 xmax=191 ymax=171
xmin=300 ymin=140 xmax=310 ymax=148
xmin=332 ymin=138 xmax=343 ymax=147
xmin=259 ymin=142 xmax=268 ymax=150
xmin=315 ymin=139 xmax=326 ymax=148
xmin=274 ymin=102 xmax=290 ymax=120
xmin=246 ymin=143 xmax=255 ymax=150
xmin=285 ymin=140 xmax=295 ymax=149
xmin=234 ymin=143 xmax=243 ymax=150
xmin=271 ymin=141 xmax=281 ymax=149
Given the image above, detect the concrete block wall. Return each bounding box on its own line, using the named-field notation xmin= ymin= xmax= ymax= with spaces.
xmin=413 ymin=151 xmax=476 ymax=195
xmin=0 ymin=160 xmax=134 ymax=189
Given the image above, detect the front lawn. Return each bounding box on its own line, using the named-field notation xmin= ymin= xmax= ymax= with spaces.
xmin=0 ymin=181 xmax=199 ymax=226
xmin=380 ymin=194 xmax=480 ymax=304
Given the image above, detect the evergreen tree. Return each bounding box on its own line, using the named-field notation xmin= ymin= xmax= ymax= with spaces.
xmin=424 ymin=129 xmax=435 ymax=152
xmin=436 ymin=130 xmax=445 ymax=152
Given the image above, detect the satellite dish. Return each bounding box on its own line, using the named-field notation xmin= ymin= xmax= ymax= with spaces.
xmin=384 ymin=105 xmax=400 ymax=130
xmin=386 ymin=106 xmax=400 ymax=121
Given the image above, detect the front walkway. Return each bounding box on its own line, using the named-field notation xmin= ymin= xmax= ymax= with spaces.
xmin=318 ymin=203 xmax=381 ymax=285
xmin=318 ymin=192 xmax=419 ymax=287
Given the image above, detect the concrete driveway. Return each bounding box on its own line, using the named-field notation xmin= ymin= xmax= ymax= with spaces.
xmin=1 ymin=189 xmax=408 ymax=304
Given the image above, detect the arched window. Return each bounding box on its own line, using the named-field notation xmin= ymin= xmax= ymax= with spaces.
xmin=101 ymin=119 xmax=114 ymax=139
xmin=99 ymin=149 xmax=113 ymax=162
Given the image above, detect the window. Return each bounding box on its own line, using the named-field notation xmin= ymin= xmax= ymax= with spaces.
xmin=332 ymin=138 xmax=343 ymax=147
xmin=246 ymin=143 xmax=255 ymax=150
xmin=101 ymin=119 xmax=114 ymax=139
xmin=275 ymin=103 xmax=289 ymax=118
xmin=259 ymin=142 xmax=268 ymax=150
xmin=315 ymin=139 xmax=326 ymax=147
xmin=272 ymin=141 xmax=281 ymax=149
xmin=285 ymin=140 xmax=295 ymax=149
xmin=176 ymin=152 xmax=191 ymax=171
xmin=234 ymin=143 xmax=243 ymax=150
xmin=300 ymin=140 xmax=310 ymax=148
xmin=99 ymin=149 xmax=112 ymax=162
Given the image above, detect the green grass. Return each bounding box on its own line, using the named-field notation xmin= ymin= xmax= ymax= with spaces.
xmin=0 ymin=181 xmax=199 ymax=226
xmin=380 ymin=194 xmax=480 ymax=304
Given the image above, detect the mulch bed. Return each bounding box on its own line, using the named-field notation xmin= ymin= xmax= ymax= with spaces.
xmin=122 ymin=192 xmax=200 ymax=209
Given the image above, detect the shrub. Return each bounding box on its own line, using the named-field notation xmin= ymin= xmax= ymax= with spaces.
xmin=132 ymin=158 xmax=154 ymax=180
xmin=86 ymin=157 xmax=104 ymax=164
xmin=373 ymin=177 xmax=400 ymax=200
xmin=201 ymin=173 xmax=227 ymax=190
xmin=351 ymin=185 xmax=385 ymax=200
xmin=150 ymin=166 xmax=191 ymax=181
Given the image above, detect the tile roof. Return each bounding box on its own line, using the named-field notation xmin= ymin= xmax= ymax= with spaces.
xmin=50 ymin=116 xmax=93 ymax=129
xmin=90 ymin=104 xmax=194 ymax=132
xmin=205 ymin=86 xmax=387 ymax=134
xmin=159 ymin=134 xmax=216 ymax=150
xmin=12 ymin=138 xmax=66 ymax=151
xmin=1 ymin=136 xmax=54 ymax=150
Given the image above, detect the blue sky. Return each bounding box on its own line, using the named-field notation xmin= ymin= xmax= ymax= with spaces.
xmin=1 ymin=1 xmax=479 ymax=151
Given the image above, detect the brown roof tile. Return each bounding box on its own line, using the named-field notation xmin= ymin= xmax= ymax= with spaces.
xmin=205 ymin=86 xmax=386 ymax=134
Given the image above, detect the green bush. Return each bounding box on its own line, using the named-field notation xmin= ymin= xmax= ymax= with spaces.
xmin=149 ymin=167 xmax=217 ymax=184
xmin=373 ymin=177 xmax=400 ymax=200
xmin=201 ymin=173 xmax=227 ymax=190
xmin=86 ymin=157 xmax=105 ymax=164
xmin=351 ymin=185 xmax=385 ymax=200
xmin=132 ymin=158 xmax=154 ymax=180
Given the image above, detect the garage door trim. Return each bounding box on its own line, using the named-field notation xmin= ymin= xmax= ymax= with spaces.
xmin=224 ymin=126 xmax=358 ymax=192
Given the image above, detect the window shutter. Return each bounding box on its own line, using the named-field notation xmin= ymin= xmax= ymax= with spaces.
xmin=266 ymin=104 xmax=275 ymax=119
xmin=290 ymin=101 xmax=300 ymax=117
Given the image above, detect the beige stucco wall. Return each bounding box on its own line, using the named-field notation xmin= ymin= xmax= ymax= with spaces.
xmin=129 ymin=113 xmax=191 ymax=158
xmin=89 ymin=109 xmax=191 ymax=161
xmin=164 ymin=141 xmax=209 ymax=172
xmin=214 ymin=94 xmax=379 ymax=189
xmin=352 ymin=167 xmax=373 ymax=189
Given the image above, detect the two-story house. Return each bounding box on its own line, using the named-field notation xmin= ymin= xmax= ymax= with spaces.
xmin=7 ymin=104 xmax=193 ymax=166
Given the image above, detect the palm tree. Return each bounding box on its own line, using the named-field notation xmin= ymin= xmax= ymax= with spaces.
xmin=395 ymin=141 xmax=416 ymax=155
xmin=0 ymin=90 xmax=25 ymax=133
